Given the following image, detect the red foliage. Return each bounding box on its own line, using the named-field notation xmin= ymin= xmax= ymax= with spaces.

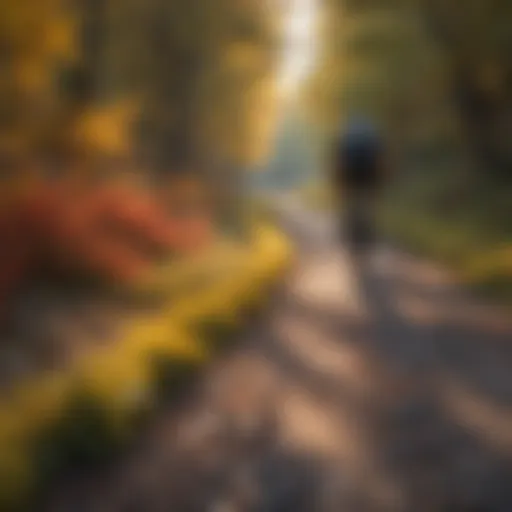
xmin=0 ymin=208 xmax=35 ymax=313
xmin=89 ymin=185 xmax=177 ymax=250
xmin=0 ymin=178 xmax=217 ymax=316
xmin=166 ymin=214 xmax=214 ymax=254
xmin=65 ymin=231 xmax=153 ymax=282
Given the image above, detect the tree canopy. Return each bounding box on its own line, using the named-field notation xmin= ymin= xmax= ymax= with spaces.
xmin=306 ymin=0 xmax=511 ymax=179
xmin=0 ymin=0 xmax=283 ymax=177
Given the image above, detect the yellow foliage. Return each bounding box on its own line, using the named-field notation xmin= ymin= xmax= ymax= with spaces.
xmin=243 ymin=78 xmax=280 ymax=165
xmin=224 ymin=42 xmax=267 ymax=73
xmin=0 ymin=0 xmax=76 ymax=161
xmin=74 ymin=318 xmax=206 ymax=423
xmin=78 ymin=349 xmax=152 ymax=420
xmin=0 ymin=222 xmax=292 ymax=508
xmin=171 ymin=288 xmax=240 ymax=328
xmin=465 ymin=247 xmax=512 ymax=282
xmin=71 ymin=99 xmax=140 ymax=157
xmin=44 ymin=15 xmax=77 ymax=61
xmin=123 ymin=320 xmax=208 ymax=361
xmin=201 ymin=69 xmax=279 ymax=166
xmin=122 ymin=237 xmax=247 ymax=300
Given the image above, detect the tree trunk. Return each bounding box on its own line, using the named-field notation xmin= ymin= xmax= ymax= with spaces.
xmin=216 ymin=164 xmax=249 ymax=239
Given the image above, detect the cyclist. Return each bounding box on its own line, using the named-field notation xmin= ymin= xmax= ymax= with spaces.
xmin=331 ymin=116 xmax=388 ymax=252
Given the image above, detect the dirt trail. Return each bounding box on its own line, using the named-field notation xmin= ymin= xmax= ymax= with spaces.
xmin=49 ymin=199 xmax=512 ymax=512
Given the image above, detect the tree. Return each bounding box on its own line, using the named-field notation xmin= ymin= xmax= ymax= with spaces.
xmin=0 ymin=0 xmax=75 ymax=164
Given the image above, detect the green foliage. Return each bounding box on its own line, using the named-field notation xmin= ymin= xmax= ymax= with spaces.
xmin=308 ymin=0 xmax=512 ymax=302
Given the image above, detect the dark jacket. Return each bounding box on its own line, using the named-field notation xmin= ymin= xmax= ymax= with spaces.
xmin=332 ymin=128 xmax=385 ymax=193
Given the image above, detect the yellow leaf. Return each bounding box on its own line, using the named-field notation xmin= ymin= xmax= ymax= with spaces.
xmin=72 ymin=99 xmax=140 ymax=156
xmin=45 ymin=15 xmax=76 ymax=60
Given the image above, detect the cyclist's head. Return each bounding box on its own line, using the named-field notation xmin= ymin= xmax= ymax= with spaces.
xmin=343 ymin=115 xmax=378 ymax=137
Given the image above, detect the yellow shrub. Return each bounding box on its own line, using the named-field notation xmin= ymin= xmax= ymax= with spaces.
xmin=0 ymin=222 xmax=293 ymax=507
xmin=14 ymin=372 xmax=74 ymax=438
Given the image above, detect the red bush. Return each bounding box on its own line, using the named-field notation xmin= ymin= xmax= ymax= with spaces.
xmin=0 ymin=177 xmax=217 ymax=318
xmin=163 ymin=213 xmax=215 ymax=255
xmin=67 ymin=231 xmax=153 ymax=282
xmin=0 ymin=208 xmax=34 ymax=310
xmin=89 ymin=185 xmax=176 ymax=250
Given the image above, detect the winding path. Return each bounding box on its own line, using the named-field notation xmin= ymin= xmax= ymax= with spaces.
xmin=49 ymin=198 xmax=512 ymax=512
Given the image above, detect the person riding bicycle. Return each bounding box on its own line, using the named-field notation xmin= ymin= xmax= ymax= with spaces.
xmin=331 ymin=116 xmax=388 ymax=249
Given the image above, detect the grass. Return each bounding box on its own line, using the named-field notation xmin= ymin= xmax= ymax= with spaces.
xmin=381 ymin=177 xmax=512 ymax=305
xmin=0 ymin=222 xmax=293 ymax=510
xmin=313 ymin=0 xmax=512 ymax=305
xmin=297 ymin=177 xmax=512 ymax=305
